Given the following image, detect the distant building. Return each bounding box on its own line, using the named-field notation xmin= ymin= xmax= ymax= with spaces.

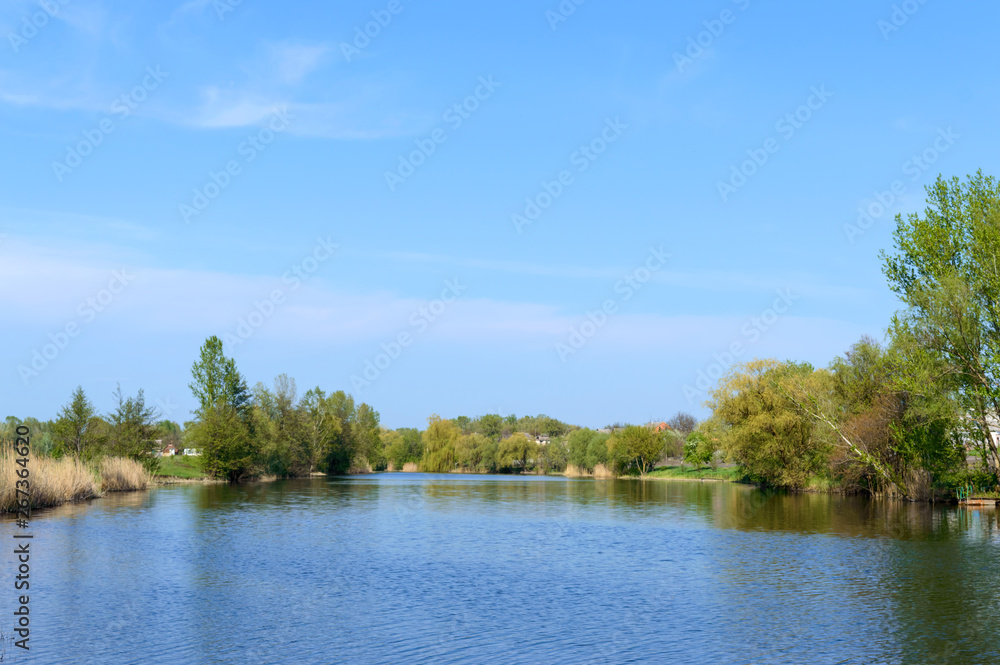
xmin=162 ymin=444 xmax=179 ymax=457
xmin=651 ymin=422 xmax=672 ymax=433
xmin=183 ymin=448 xmax=201 ymax=456
xmin=535 ymin=435 xmax=550 ymax=445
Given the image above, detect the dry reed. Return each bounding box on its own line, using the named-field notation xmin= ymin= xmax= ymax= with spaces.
xmin=401 ymin=462 xmax=419 ymax=473
xmin=348 ymin=457 xmax=374 ymax=475
xmin=0 ymin=453 xmax=99 ymax=513
xmin=592 ymin=464 xmax=616 ymax=479
xmin=99 ymin=457 xmax=153 ymax=493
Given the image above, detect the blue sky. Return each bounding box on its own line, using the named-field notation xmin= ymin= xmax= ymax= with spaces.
xmin=0 ymin=0 xmax=993 ymax=429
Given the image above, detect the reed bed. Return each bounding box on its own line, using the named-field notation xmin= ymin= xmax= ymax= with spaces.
xmin=98 ymin=457 xmax=153 ymax=493
xmin=0 ymin=453 xmax=99 ymax=513
xmin=348 ymin=458 xmax=374 ymax=475
xmin=0 ymin=454 xmax=155 ymax=513
xmin=592 ymin=464 xmax=616 ymax=479
xmin=401 ymin=462 xmax=419 ymax=473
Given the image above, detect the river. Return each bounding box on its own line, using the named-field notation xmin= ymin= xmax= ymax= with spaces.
xmin=4 ymin=473 xmax=999 ymax=664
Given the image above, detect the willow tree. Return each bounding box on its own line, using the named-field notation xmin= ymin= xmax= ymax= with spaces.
xmin=881 ymin=171 xmax=1000 ymax=475
xmin=708 ymin=359 xmax=830 ymax=489
xmin=420 ymin=415 xmax=459 ymax=473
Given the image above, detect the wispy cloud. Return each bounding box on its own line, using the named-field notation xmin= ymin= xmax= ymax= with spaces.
xmin=268 ymin=42 xmax=330 ymax=86
xmin=378 ymin=250 xmax=874 ymax=302
xmin=1 ymin=238 xmax=867 ymax=356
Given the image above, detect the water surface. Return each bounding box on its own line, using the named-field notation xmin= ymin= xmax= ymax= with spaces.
xmin=4 ymin=474 xmax=999 ymax=664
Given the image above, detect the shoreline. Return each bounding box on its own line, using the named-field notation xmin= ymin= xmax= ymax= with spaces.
xmin=7 ymin=467 xmax=990 ymax=517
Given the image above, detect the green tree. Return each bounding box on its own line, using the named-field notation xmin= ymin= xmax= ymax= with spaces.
xmin=683 ymin=432 xmax=714 ymax=469
xmin=456 ymin=433 xmax=490 ymax=471
xmin=586 ymin=432 xmax=610 ymax=471
xmin=52 ymin=386 xmax=100 ymax=459
xmin=476 ymin=414 xmax=504 ymax=441
xmin=791 ymin=336 xmax=965 ymax=497
xmin=881 ymin=172 xmax=1000 ymax=474
xmin=497 ymin=432 xmax=538 ymax=473
xmin=567 ymin=428 xmax=595 ymax=470
xmin=253 ymin=375 xmax=312 ymax=477
xmin=107 ymin=384 xmax=161 ymax=472
xmin=192 ymin=403 xmax=254 ymax=482
xmin=189 ymin=336 xmax=251 ymax=420
xmin=300 ymin=387 xmax=343 ymax=471
xmin=385 ymin=428 xmax=423 ymax=468
xmin=537 ymin=437 xmax=568 ymax=474
xmin=608 ymin=425 xmax=664 ymax=476
xmin=188 ymin=337 xmax=256 ymax=481
xmin=421 ymin=415 xmax=459 ymax=472
xmin=320 ymin=391 xmax=356 ymax=473
xmin=354 ymin=403 xmax=383 ymax=471
xmin=709 ymin=359 xmax=831 ymax=489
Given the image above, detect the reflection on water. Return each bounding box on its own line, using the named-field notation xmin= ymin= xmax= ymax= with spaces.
xmin=3 ymin=474 xmax=998 ymax=664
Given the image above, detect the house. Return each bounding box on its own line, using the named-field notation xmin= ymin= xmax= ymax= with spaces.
xmin=652 ymin=422 xmax=672 ymax=433
xmin=183 ymin=448 xmax=201 ymax=456
xmin=535 ymin=435 xmax=550 ymax=445
xmin=162 ymin=444 xmax=179 ymax=457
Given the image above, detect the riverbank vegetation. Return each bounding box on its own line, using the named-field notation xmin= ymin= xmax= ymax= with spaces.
xmin=701 ymin=173 xmax=1000 ymax=499
xmin=0 ymin=452 xmax=150 ymax=513
xmin=4 ymin=175 xmax=998 ymax=504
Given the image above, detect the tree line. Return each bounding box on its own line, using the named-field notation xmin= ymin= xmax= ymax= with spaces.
xmin=5 ymin=332 xmax=708 ymax=483
xmin=698 ymin=173 xmax=1000 ymax=498
xmin=1 ymin=385 xmax=168 ymax=472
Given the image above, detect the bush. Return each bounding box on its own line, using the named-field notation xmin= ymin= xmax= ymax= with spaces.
xmin=684 ymin=432 xmax=714 ymax=469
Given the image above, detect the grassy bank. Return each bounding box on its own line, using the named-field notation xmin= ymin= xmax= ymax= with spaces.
xmin=0 ymin=453 xmax=152 ymax=513
xmin=646 ymin=465 xmax=747 ymax=482
xmin=155 ymin=455 xmax=210 ymax=479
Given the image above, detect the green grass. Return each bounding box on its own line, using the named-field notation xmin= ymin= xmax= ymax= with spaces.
xmin=646 ymin=465 xmax=746 ymax=482
xmin=806 ymin=475 xmax=837 ymax=492
xmin=155 ymin=456 xmax=209 ymax=479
